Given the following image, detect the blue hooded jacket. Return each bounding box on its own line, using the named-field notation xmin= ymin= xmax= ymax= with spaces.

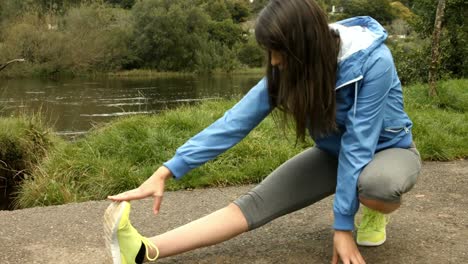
xmin=164 ymin=17 xmax=413 ymax=231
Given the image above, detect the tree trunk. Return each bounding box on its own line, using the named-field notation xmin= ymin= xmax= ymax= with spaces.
xmin=428 ymin=0 xmax=447 ymax=97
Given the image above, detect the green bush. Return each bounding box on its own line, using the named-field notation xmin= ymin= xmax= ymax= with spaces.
xmin=0 ymin=0 xmax=249 ymax=77
xmin=237 ymin=36 xmax=265 ymax=68
xmin=387 ymin=38 xmax=431 ymax=85
xmin=0 ymin=5 xmax=134 ymax=77
xmin=410 ymin=0 xmax=467 ymax=79
xmin=0 ymin=114 xmax=60 ymax=209
xmin=338 ymin=0 xmax=395 ymax=25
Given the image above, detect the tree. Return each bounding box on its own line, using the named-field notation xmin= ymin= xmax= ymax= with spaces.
xmin=226 ymin=0 xmax=251 ymax=23
xmin=208 ymin=19 xmax=244 ymax=48
xmin=411 ymin=0 xmax=467 ymax=82
xmin=390 ymin=1 xmax=414 ymax=21
xmin=340 ymin=0 xmax=395 ymax=24
xmin=204 ymin=0 xmax=231 ymax=21
xmin=131 ymin=1 xmax=208 ymax=71
xmin=428 ymin=0 xmax=446 ymax=97
xmin=237 ymin=36 xmax=265 ymax=67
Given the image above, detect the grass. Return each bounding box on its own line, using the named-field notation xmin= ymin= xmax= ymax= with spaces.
xmin=0 ymin=114 xmax=61 ymax=209
xmin=16 ymin=100 xmax=308 ymax=208
xmin=0 ymin=114 xmax=59 ymax=167
xmin=107 ymin=69 xmax=195 ymax=78
xmin=404 ymin=79 xmax=467 ymax=160
xmin=107 ymin=67 xmax=264 ymax=78
xmin=12 ymin=79 xmax=468 ymax=208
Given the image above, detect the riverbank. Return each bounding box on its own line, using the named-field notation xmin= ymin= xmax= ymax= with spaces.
xmin=2 ymin=79 xmax=467 ymax=209
xmin=106 ymin=68 xmax=264 ymax=78
xmin=0 ymin=160 xmax=467 ymax=263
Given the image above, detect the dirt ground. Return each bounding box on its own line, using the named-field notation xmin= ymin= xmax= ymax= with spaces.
xmin=0 ymin=160 xmax=467 ymax=264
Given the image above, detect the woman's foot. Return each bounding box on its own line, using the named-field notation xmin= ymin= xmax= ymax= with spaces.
xmin=356 ymin=206 xmax=389 ymax=246
xmin=104 ymin=201 xmax=159 ymax=263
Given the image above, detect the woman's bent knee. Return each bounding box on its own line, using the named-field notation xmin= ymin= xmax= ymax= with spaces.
xmin=359 ymin=196 xmax=400 ymax=214
xmin=227 ymin=203 xmax=249 ymax=232
xmin=358 ymin=147 xmax=421 ymax=203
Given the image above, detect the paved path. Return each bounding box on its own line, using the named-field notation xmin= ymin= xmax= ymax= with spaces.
xmin=1 ymin=160 xmax=467 ymax=264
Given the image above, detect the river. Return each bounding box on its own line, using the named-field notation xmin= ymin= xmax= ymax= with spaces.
xmin=0 ymin=75 xmax=262 ymax=137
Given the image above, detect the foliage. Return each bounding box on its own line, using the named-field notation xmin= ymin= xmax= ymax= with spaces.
xmin=62 ymin=4 xmax=135 ymax=72
xmin=387 ymin=38 xmax=431 ymax=84
xmin=226 ymin=0 xmax=251 ymax=23
xmin=251 ymin=0 xmax=269 ymax=14
xmin=0 ymin=113 xmax=60 ymax=209
xmin=203 ymin=0 xmax=231 ymax=21
xmin=0 ymin=0 xmax=251 ymax=76
xmin=237 ymin=36 xmax=265 ymax=67
xmin=0 ymin=3 xmax=135 ymax=76
xmin=337 ymin=0 xmax=395 ymax=24
xmin=105 ymin=0 xmax=136 ymax=9
xmin=131 ymin=0 xmax=210 ymax=71
xmin=1 ymin=0 xmax=464 ymax=78
xmin=410 ymin=0 xmax=467 ymax=79
xmin=208 ymin=19 xmax=245 ymax=48
xmin=390 ymin=1 xmax=415 ymax=21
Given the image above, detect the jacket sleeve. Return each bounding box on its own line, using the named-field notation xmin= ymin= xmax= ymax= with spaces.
xmin=164 ymin=78 xmax=272 ymax=179
xmin=333 ymin=53 xmax=395 ymax=230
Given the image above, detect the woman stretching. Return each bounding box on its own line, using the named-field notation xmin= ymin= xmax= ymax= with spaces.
xmin=104 ymin=1 xmax=421 ymax=263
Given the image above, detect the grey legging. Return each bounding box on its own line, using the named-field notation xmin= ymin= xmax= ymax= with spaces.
xmin=234 ymin=145 xmax=421 ymax=230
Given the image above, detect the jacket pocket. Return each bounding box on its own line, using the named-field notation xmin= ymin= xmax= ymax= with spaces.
xmin=381 ymin=119 xmax=409 ymax=139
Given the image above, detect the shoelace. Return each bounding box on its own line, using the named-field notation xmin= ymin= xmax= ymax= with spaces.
xmin=141 ymin=236 xmax=159 ymax=262
xmin=356 ymin=211 xmax=389 ymax=232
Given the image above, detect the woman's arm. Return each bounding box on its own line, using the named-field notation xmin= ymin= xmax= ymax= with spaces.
xmin=109 ymin=78 xmax=272 ymax=212
xmin=333 ymin=49 xmax=396 ymax=231
xmin=164 ymin=77 xmax=273 ymax=179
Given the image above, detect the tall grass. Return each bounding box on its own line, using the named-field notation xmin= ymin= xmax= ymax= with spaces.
xmin=0 ymin=114 xmax=60 ymax=209
xmin=14 ymin=79 xmax=468 ymax=208
xmin=16 ymin=100 xmax=308 ymax=208
xmin=404 ymin=79 xmax=467 ymax=160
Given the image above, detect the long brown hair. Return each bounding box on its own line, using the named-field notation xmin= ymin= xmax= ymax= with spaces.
xmin=255 ymin=0 xmax=340 ymax=140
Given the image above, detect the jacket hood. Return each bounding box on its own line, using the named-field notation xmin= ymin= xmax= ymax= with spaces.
xmin=330 ymin=16 xmax=388 ymax=89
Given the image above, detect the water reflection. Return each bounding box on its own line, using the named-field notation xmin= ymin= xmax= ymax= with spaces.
xmin=0 ymin=75 xmax=262 ymax=135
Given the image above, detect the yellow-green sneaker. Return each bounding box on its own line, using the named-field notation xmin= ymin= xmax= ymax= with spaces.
xmin=356 ymin=206 xmax=389 ymax=246
xmin=103 ymin=201 xmax=159 ymax=264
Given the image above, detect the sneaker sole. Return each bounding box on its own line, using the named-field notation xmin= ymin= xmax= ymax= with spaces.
xmin=103 ymin=202 xmax=128 ymax=264
xmin=356 ymin=237 xmax=386 ymax=247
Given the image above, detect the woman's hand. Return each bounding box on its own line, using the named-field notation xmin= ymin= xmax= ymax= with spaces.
xmin=107 ymin=166 xmax=172 ymax=215
xmin=331 ymin=230 xmax=366 ymax=264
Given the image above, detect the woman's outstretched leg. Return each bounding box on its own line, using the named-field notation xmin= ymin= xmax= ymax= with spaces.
xmin=106 ymin=147 xmax=338 ymax=263
xmin=104 ymin=201 xmax=247 ymax=263
xmin=147 ymin=203 xmax=248 ymax=259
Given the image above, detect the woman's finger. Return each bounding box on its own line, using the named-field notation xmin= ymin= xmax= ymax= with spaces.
xmin=153 ymin=195 xmax=163 ymax=215
xmin=355 ymin=252 xmax=366 ymax=264
xmin=108 ymin=188 xmax=146 ymax=201
xmin=152 ymin=176 xmax=166 ymax=215
xmin=331 ymin=247 xmax=338 ymax=264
